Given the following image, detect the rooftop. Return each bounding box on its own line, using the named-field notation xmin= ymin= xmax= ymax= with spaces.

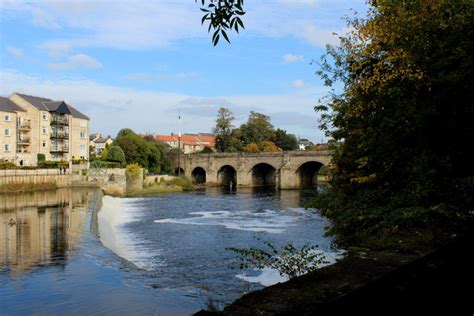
xmin=0 ymin=96 xmax=25 ymax=113
xmin=14 ymin=93 xmax=89 ymax=120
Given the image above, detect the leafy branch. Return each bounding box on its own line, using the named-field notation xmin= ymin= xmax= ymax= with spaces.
xmin=198 ymin=0 xmax=245 ymax=46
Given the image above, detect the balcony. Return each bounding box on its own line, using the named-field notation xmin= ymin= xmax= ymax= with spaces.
xmin=51 ymin=117 xmax=69 ymax=126
xmin=17 ymin=121 xmax=31 ymax=130
xmin=50 ymin=146 xmax=69 ymax=153
xmin=50 ymin=132 xmax=69 ymax=139
xmin=17 ymin=137 xmax=30 ymax=145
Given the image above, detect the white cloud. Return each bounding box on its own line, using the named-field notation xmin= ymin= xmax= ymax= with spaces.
xmin=48 ymin=54 xmax=102 ymax=70
xmin=6 ymin=46 xmax=23 ymax=58
xmin=31 ymin=7 xmax=60 ymax=29
xmin=298 ymin=23 xmax=340 ymax=48
xmin=283 ymin=53 xmax=304 ymax=64
xmin=0 ymin=69 xmax=328 ymax=142
xmin=292 ymin=79 xmax=305 ymax=89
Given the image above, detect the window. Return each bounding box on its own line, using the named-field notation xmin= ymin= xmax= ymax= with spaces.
xmin=42 ymin=141 xmax=47 ymax=148
xmin=4 ymin=129 xmax=10 ymax=136
xmin=80 ymin=144 xmax=86 ymax=151
xmin=42 ymin=126 xmax=48 ymax=134
xmin=42 ymin=112 xmax=48 ymax=120
xmin=4 ymin=144 xmax=9 ymax=152
xmin=80 ymin=131 xmax=86 ymax=139
xmin=4 ymin=114 xmax=11 ymax=121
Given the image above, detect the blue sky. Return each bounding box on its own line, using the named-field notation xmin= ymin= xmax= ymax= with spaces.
xmin=0 ymin=0 xmax=366 ymax=142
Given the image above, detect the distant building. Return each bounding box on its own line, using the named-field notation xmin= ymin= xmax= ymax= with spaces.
xmin=155 ymin=133 xmax=216 ymax=154
xmin=0 ymin=93 xmax=89 ymax=166
xmin=298 ymin=138 xmax=314 ymax=150
xmin=90 ymin=134 xmax=113 ymax=156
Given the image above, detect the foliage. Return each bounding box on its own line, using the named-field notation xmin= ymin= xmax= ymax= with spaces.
xmin=213 ymin=107 xmax=239 ymax=152
xmin=38 ymin=161 xmax=68 ymax=169
xmin=242 ymin=143 xmax=259 ymax=153
xmin=258 ymin=141 xmax=282 ymax=152
xmin=165 ymin=175 xmax=194 ymax=191
xmin=200 ymin=146 xmax=215 ymax=153
xmin=114 ymin=129 xmax=165 ymax=174
xmin=313 ymin=0 xmax=474 ymax=249
xmin=125 ymin=163 xmax=141 ymax=180
xmin=0 ymin=161 xmax=17 ymax=169
xmin=198 ymin=0 xmax=245 ymax=46
xmin=228 ymin=242 xmax=328 ymax=279
xmin=0 ymin=181 xmax=57 ymax=193
xmin=101 ymin=147 xmax=108 ymax=161
xmin=240 ymin=111 xmax=275 ymax=145
xmin=37 ymin=153 xmax=46 ymax=162
xmin=274 ymin=129 xmax=298 ymax=151
xmin=105 ymin=146 xmax=126 ymax=166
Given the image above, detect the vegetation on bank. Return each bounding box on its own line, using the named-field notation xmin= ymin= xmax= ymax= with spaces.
xmin=309 ymin=0 xmax=474 ymax=252
xmin=0 ymin=181 xmax=58 ymax=193
xmin=126 ymin=176 xmax=194 ymax=197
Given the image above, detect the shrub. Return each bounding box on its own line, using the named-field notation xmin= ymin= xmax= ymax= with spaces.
xmin=166 ymin=176 xmax=194 ymax=190
xmin=106 ymin=146 xmax=126 ymax=166
xmin=0 ymin=161 xmax=17 ymax=169
xmin=243 ymin=143 xmax=260 ymax=153
xmin=258 ymin=141 xmax=282 ymax=152
xmin=126 ymin=163 xmax=141 ymax=180
xmin=37 ymin=153 xmax=46 ymax=162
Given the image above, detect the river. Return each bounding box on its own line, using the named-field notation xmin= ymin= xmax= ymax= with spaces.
xmin=0 ymin=187 xmax=340 ymax=315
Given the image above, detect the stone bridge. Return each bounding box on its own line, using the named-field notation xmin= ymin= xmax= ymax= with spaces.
xmin=181 ymin=150 xmax=331 ymax=189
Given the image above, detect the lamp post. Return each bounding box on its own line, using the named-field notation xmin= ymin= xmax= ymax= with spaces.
xmin=178 ymin=115 xmax=181 ymax=176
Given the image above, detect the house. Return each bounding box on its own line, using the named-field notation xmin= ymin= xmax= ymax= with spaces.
xmin=0 ymin=93 xmax=90 ymax=166
xmin=90 ymin=134 xmax=113 ymax=156
xmin=154 ymin=133 xmax=216 ymax=154
xmin=298 ymin=138 xmax=314 ymax=150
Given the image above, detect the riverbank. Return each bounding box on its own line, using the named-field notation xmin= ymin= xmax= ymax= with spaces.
xmin=196 ymin=229 xmax=473 ymax=314
xmin=126 ymin=176 xmax=194 ymax=197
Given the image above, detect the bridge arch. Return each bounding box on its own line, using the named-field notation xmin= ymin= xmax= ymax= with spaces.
xmin=217 ymin=165 xmax=237 ymax=187
xmin=250 ymin=163 xmax=277 ymax=187
xmin=191 ymin=167 xmax=206 ymax=184
xmin=296 ymin=161 xmax=324 ymax=189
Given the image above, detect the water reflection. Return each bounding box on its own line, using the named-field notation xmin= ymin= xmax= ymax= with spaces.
xmin=0 ymin=189 xmax=91 ymax=274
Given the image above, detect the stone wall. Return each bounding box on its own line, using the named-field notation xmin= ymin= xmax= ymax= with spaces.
xmin=0 ymin=169 xmax=72 ymax=187
xmin=144 ymin=174 xmax=176 ymax=185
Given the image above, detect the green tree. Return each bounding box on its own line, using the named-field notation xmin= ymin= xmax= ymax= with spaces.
xmin=240 ymin=111 xmax=275 ymax=145
xmin=273 ymin=129 xmax=298 ymax=151
xmin=213 ymin=107 xmax=239 ymax=152
xmin=114 ymin=129 xmax=164 ymax=174
xmin=105 ymin=146 xmax=126 ymax=166
xmin=313 ymin=0 xmax=474 ymax=249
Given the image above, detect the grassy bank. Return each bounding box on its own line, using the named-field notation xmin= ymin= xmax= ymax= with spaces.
xmin=0 ymin=181 xmax=58 ymax=193
xmin=127 ymin=176 xmax=194 ymax=197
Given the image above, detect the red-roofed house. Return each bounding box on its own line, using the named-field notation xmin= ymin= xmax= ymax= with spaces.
xmin=155 ymin=133 xmax=216 ymax=153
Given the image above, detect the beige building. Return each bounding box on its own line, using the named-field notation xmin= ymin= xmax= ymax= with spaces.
xmin=0 ymin=93 xmax=89 ymax=166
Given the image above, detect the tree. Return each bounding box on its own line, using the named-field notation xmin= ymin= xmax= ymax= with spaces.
xmin=213 ymin=107 xmax=239 ymax=152
xmin=313 ymin=0 xmax=474 ymax=248
xmin=240 ymin=111 xmax=275 ymax=145
xmin=274 ymin=129 xmax=298 ymax=151
xmin=105 ymin=146 xmax=126 ymax=166
xmin=114 ymin=129 xmax=164 ymax=174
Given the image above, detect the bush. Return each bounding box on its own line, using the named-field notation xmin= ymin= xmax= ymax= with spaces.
xmin=243 ymin=143 xmax=260 ymax=153
xmin=126 ymin=163 xmax=141 ymax=180
xmin=37 ymin=154 xmax=46 ymax=162
xmin=38 ymin=161 xmax=68 ymax=169
xmin=0 ymin=161 xmax=17 ymax=169
xmin=200 ymin=146 xmax=215 ymax=153
xmin=106 ymin=146 xmax=126 ymax=166
xmin=165 ymin=176 xmax=194 ymax=190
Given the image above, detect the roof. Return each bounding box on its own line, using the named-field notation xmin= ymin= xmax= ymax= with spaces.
xmin=0 ymin=96 xmax=25 ymax=113
xmin=154 ymin=133 xmax=216 ymax=147
xmin=94 ymin=137 xmax=112 ymax=143
xmin=14 ymin=93 xmax=89 ymax=120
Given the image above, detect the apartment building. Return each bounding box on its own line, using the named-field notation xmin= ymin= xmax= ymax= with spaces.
xmin=0 ymin=93 xmax=89 ymax=166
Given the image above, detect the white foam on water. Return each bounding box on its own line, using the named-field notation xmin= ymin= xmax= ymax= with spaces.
xmin=154 ymin=208 xmax=308 ymax=234
xmin=98 ymin=196 xmax=157 ymax=270
xmin=236 ymin=250 xmax=345 ymax=287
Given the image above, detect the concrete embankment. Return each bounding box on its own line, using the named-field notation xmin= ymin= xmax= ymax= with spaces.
xmin=196 ymin=231 xmax=473 ymax=315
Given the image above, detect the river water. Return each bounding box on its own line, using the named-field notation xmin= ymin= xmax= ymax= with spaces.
xmin=0 ymin=187 xmax=339 ymax=315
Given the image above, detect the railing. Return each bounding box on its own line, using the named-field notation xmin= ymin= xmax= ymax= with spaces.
xmin=17 ymin=137 xmax=30 ymax=144
xmin=50 ymin=146 xmax=69 ymax=153
xmin=50 ymin=133 xmax=69 ymax=139
xmin=16 ymin=121 xmax=31 ymax=129
xmin=51 ymin=117 xmax=69 ymax=126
